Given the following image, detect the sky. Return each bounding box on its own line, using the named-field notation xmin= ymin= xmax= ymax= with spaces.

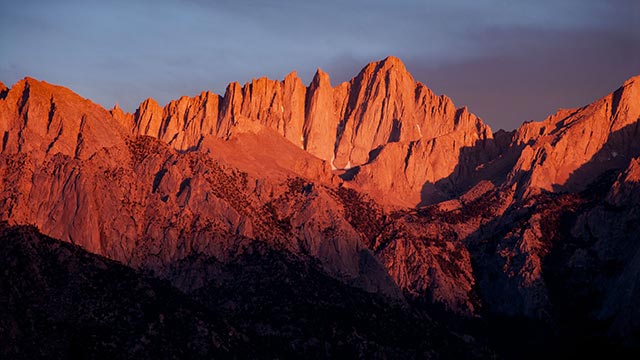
xmin=1 ymin=0 xmax=638 ymax=130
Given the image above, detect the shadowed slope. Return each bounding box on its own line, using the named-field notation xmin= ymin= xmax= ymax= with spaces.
xmin=0 ymin=223 xmax=490 ymax=358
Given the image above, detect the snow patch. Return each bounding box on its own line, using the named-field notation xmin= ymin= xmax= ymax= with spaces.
xmin=330 ymin=154 xmax=337 ymax=170
xmin=345 ymin=160 xmax=352 ymax=170
xmin=416 ymin=124 xmax=423 ymax=137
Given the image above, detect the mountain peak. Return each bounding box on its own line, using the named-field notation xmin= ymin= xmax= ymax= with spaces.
xmin=312 ymin=68 xmax=331 ymax=87
xmin=16 ymin=76 xmax=59 ymax=93
xmin=139 ymin=97 xmax=160 ymax=108
xmin=12 ymin=76 xmax=92 ymax=105
xmin=20 ymin=76 xmax=40 ymax=84
xmin=0 ymin=81 xmax=7 ymax=99
xmin=284 ymin=70 xmax=299 ymax=81
xmin=380 ymin=55 xmax=406 ymax=68
xmin=15 ymin=76 xmax=47 ymax=92
xmin=623 ymin=74 xmax=640 ymax=87
xmin=358 ymin=56 xmax=410 ymax=78
xmin=507 ymin=73 xmax=640 ymax=196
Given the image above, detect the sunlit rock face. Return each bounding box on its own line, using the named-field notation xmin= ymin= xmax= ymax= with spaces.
xmin=124 ymin=56 xmax=496 ymax=207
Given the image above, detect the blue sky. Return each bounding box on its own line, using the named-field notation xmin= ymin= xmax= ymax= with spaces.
xmin=1 ymin=0 xmax=638 ymax=130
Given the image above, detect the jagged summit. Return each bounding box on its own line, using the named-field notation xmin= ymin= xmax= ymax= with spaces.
xmin=356 ymin=55 xmax=411 ymax=81
xmin=117 ymin=57 xmax=490 ymax=192
xmin=381 ymin=55 xmax=405 ymax=65
xmin=2 ymin=63 xmax=638 ymax=207
xmin=623 ymin=74 xmax=640 ymax=87
xmin=311 ymin=67 xmax=331 ymax=85
xmin=0 ymin=75 xmax=126 ymax=161
xmin=506 ymin=73 xmax=640 ymax=196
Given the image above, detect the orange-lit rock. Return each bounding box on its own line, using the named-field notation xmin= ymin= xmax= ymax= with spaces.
xmin=507 ymin=76 xmax=640 ymax=196
xmin=0 ymin=77 xmax=127 ymax=161
xmin=124 ymin=56 xmax=496 ymax=206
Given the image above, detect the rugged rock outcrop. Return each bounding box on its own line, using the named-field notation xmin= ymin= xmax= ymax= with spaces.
xmin=0 ymin=77 xmax=400 ymax=300
xmin=120 ymin=56 xmax=495 ymax=206
xmin=350 ymin=115 xmax=497 ymax=207
xmin=0 ymin=77 xmax=127 ymax=162
xmin=506 ymin=75 xmax=640 ymax=197
xmin=0 ymin=136 xmax=402 ymax=299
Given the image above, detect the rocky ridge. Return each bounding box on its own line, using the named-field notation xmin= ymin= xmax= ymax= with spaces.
xmin=119 ymin=56 xmax=496 ymax=207
xmin=1 ymin=58 xmax=640 ymax=356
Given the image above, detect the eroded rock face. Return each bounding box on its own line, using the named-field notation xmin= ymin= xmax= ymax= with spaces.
xmin=0 ymin=135 xmax=400 ymax=299
xmin=303 ymin=68 xmax=340 ymax=162
xmin=351 ymin=118 xmax=497 ymax=207
xmin=122 ymin=56 xmax=495 ymax=206
xmin=0 ymin=77 xmax=127 ymax=161
xmin=334 ymin=187 xmax=480 ymax=314
xmin=507 ymin=76 xmax=640 ymax=197
xmin=376 ymin=214 xmax=477 ymax=315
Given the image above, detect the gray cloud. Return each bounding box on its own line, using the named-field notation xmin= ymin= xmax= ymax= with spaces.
xmin=402 ymin=27 xmax=640 ymax=130
xmin=0 ymin=0 xmax=637 ymax=130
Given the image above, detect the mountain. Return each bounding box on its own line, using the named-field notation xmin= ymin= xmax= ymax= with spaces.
xmin=507 ymin=75 xmax=640 ymax=196
xmin=1 ymin=57 xmax=639 ymax=357
xmin=0 ymin=223 xmax=489 ymax=359
xmin=117 ymin=56 xmax=495 ymax=207
xmin=0 ymin=223 xmax=244 ymax=359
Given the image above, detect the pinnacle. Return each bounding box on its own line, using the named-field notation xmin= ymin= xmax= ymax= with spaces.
xmin=284 ymin=70 xmax=298 ymax=79
xmin=312 ymin=68 xmax=331 ymax=86
xmin=141 ymin=97 xmax=159 ymax=106
xmin=623 ymin=74 xmax=640 ymax=88
xmin=381 ymin=55 xmax=405 ymax=66
xmin=355 ymin=56 xmax=411 ymax=82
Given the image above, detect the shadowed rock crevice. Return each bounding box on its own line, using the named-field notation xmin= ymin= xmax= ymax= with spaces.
xmin=388 ymin=118 xmax=402 ymax=142
xmin=0 ymin=82 xmax=8 ymax=100
xmin=2 ymin=132 xmax=8 ymax=152
xmin=46 ymin=96 xmax=56 ymax=132
xmin=45 ymin=123 xmax=64 ymax=155
xmin=18 ymin=80 xmax=30 ymax=115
